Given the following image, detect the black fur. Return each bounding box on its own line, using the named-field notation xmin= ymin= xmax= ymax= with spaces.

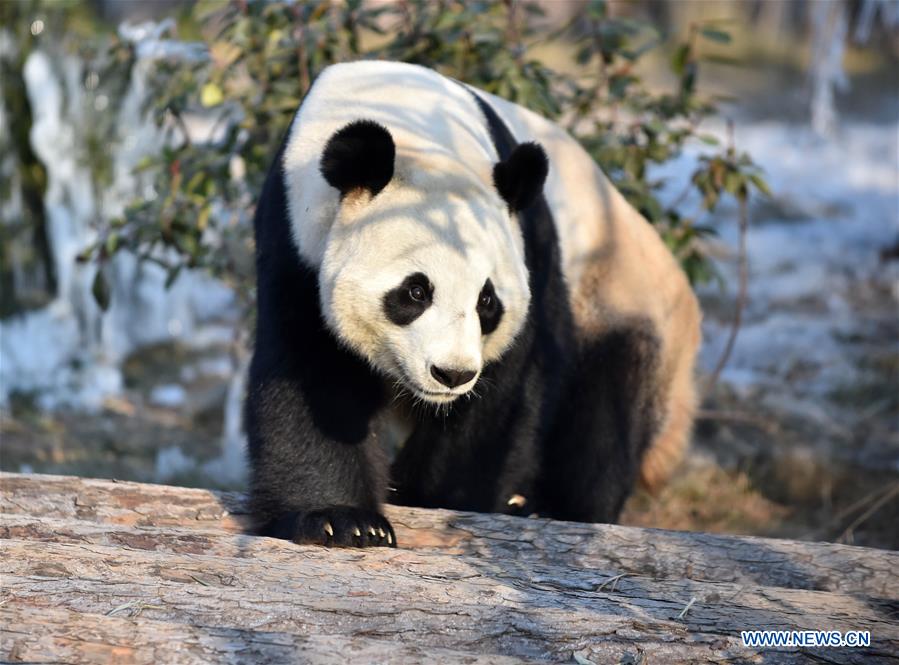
xmin=476 ymin=278 xmax=503 ymax=335
xmin=493 ymin=142 xmax=548 ymax=212
xmin=320 ymin=120 xmax=395 ymax=197
xmin=246 ymin=86 xmax=661 ymax=548
xmin=382 ymin=272 xmax=433 ymax=326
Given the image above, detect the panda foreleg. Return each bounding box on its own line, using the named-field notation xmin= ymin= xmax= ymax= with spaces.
xmin=246 ymin=135 xmax=397 ymax=547
xmin=541 ymin=321 xmax=663 ymax=524
xmin=245 ymin=341 xmax=396 ymax=548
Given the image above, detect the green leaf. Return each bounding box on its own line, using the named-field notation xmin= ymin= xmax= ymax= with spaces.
xmin=104 ymin=233 xmax=119 ymax=255
xmin=92 ymin=268 xmax=111 ymax=311
xmin=671 ymin=44 xmax=690 ymax=76
xmin=724 ymin=170 xmax=744 ymax=197
xmin=134 ymin=156 xmax=156 ymax=172
xmin=197 ymin=205 xmax=211 ymax=231
xmin=186 ymin=171 xmax=205 ymax=193
xmin=749 ymin=173 xmax=772 ymax=197
xmin=700 ymin=27 xmax=732 ymax=44
xmin=76 ymin=244 xmax=96 ymax=264
xmin=201 ymin=82 xmax=224 ymax=107
xmin=681 ymin=62 xmax=697 ymax=95
xmin=164 ymin=266 xmax=182 ymax=289
xmin=587 ymin=0 xmax=607 ymax=20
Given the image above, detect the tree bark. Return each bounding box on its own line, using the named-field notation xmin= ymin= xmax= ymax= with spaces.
xmin=1 ymin=606 xmax=537 ymax=665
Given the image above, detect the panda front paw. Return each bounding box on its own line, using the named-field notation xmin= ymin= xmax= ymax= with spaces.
xmin=291 ymin=507 xmax=397 ymax=548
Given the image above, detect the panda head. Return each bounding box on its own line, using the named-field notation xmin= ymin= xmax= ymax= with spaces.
xmin=317 ymin=119 xmax=547 ymax=404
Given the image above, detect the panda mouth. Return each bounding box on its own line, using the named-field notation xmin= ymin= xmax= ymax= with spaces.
xmin=394 ymin=366 xmax=459 ymax=402
xmin=407 ymin=379 xmax=457 ymax=401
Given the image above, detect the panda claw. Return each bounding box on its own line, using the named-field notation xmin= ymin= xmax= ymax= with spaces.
xmin=507 ymin=493 xmax=527 ymax=508
xmin=287 ymin=509 xmax=396 ymax=548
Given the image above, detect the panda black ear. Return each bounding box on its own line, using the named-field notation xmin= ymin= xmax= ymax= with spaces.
xmin=492 ymin=142 xmax=548 ymax=212
xmin=320 ymin=120 xmax=395 ymax=198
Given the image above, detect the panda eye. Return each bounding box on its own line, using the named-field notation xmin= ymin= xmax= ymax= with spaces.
xmin=384 ymin=272 xmax=432 ymax=326
xmin=476 ymin=278 xmax=503 ymax=335
xmin=409 ymin=285 xmax=427 ymax=302
xmin=477 ymin=280 xmax=495 ymax=311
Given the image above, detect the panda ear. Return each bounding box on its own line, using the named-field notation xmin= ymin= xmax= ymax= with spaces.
xmin=492 ymin=142 xmax=548 ymax=212
xmin=320 ymin=120 xmax=395 ymax=198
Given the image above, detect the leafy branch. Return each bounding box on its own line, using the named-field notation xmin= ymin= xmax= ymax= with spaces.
xmin=79 ymin=0 xmax=770 ymax=326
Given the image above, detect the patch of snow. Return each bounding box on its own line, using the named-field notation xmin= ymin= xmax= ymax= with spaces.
xmin=662 ymin=120 xmax=898 ymax=423
xmin=179 ymin=355 xmax=234 ymax=383
xmin=118 ymin=19 xmax=206 ymax=62
xmin=154 ymin=445 xmax=198 ymax=482
xmin=150 ymin=384 xmax=187 ymax=408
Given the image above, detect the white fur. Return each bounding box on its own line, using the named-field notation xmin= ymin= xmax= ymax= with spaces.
xmin=283 ymin=62 xmax=530 ymax=402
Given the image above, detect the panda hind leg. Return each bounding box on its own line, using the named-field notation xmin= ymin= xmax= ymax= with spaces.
xmin=638 ymin=383 xmax=695 ymax=493
xmin=541 ymin=320 xmax=663 ymax=524
xmin=638 ymin=312 xmax=699 ymax=493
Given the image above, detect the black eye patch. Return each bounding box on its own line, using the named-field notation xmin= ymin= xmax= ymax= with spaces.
xmin=383 ymin=272 xmax=433 ymax=326
xmin=477 ymin=278 xmax=504 ymax=335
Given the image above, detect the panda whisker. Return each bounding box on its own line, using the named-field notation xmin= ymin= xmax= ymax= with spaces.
xmin=472 ymin=376 xmax=495 ymax=396
xmin=389 ymin=380 xmax=408 ymax=404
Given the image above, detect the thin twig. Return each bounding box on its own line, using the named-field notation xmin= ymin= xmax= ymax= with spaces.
xmin=503 ymin=0 xmax=524 ymax=67
xmin=596 ymin=573 xmax=628 ymax=592
xmin=169 ymin=108 xmax=192 ymax=147
xmin=836 ymin=482 xmax=899 ymax=544
xmin=677 ymin=596 xmax=697 ymax=620
xmin=833 ymin=481 xmax=899 ymax=522
xmin=707 ymin=191 xmax=749 ymax=392
xmin=695 ymin=408 xmax=779 ymax=435
xmin=293 ymin=4 xmax=310 ymax=96
xmin=589 ymin=17 xmax=608 ymax=105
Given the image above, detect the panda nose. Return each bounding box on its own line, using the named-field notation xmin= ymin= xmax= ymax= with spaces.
xmin=430 ymin=366 xmax=477 ymax=388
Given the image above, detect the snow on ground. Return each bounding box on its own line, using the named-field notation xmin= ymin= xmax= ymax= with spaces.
xmin=654 ymin=121 xmax=896 ymax=387
xmin=656 ymin=120 xmax=898 ymax=470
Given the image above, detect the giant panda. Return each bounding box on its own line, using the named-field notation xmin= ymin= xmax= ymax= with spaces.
xmin=246 ymin=60 xmax=701 ymax=547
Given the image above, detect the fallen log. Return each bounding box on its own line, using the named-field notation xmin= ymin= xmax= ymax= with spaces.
xmin=1 ymin=473 xmax=897 ymax=664
xmin=2 ymin=472 xmax=896 ymax=596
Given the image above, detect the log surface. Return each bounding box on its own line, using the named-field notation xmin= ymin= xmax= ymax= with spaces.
xmin=1 ymin=472 xmax=897 ymax=664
